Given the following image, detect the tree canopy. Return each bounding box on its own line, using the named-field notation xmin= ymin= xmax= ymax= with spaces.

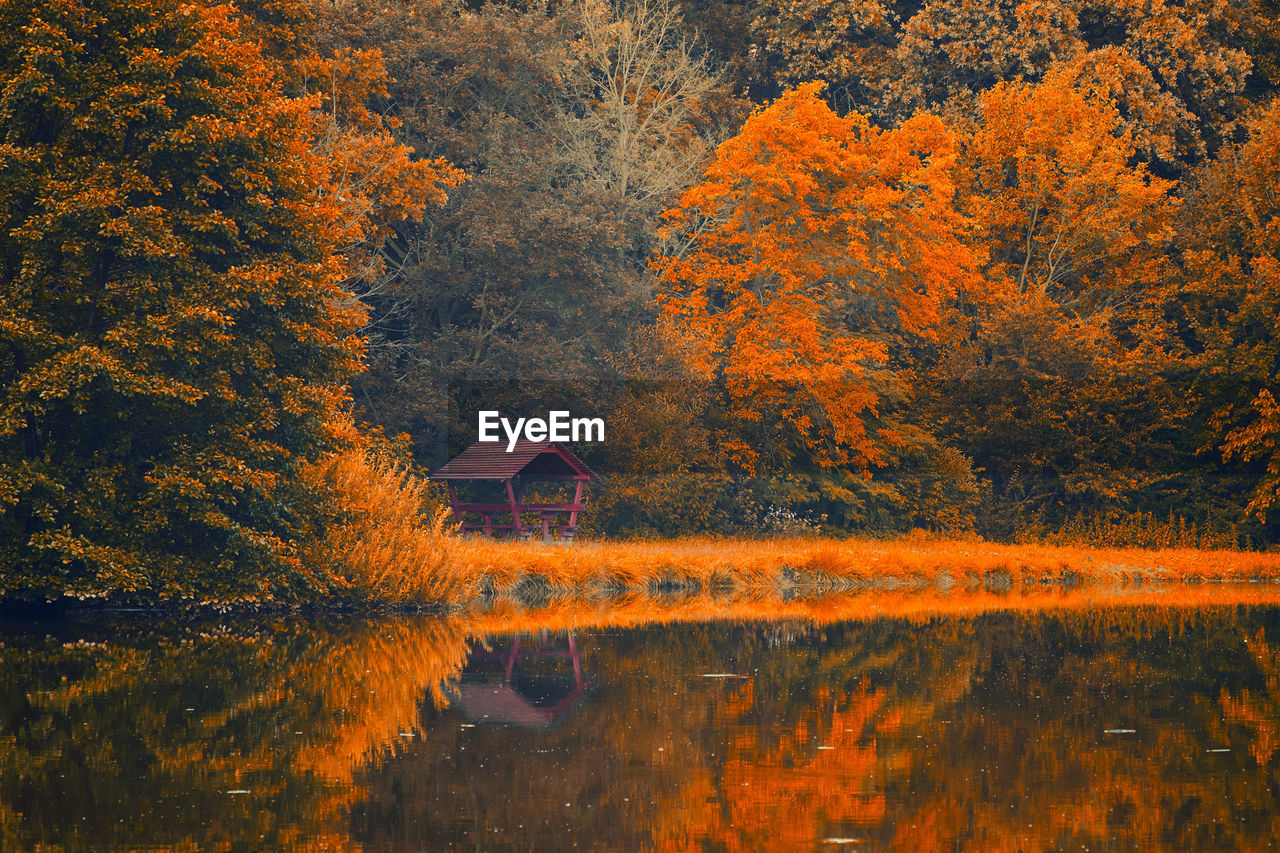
xmin=0 ymin=0 xmax=456 ymax=600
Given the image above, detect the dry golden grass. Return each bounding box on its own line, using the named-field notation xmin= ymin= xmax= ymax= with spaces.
xmin=449 ymin=533 xmax=1280 ymax=601
xmin=1028 ymin=508 xmax=1252 ymax=550
xmin=301 ymin=448 xmax=471 ymax=605
xmin=302 ymin=452 xmax=1280 ymax=608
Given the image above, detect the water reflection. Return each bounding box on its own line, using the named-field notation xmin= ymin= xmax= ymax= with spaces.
xmin=5 ymin=592 xmax=1280 ymax=849
xmin=453 ymin=631 xmax=591 ymax=729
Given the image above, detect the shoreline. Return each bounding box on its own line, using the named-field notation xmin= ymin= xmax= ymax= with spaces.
xmin=6 ymin=535 xmax=1280 ymax=616
xmin=428 ymin=534 xmax=1280 ymax=605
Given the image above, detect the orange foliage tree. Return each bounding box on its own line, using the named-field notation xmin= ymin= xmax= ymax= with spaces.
xmin=963 ymin=71 xmax=1176 ymax=302
xmin=1178 ymin=98 xmax=1280 ymax=532
xmin=0 ymin=0 xmax=458 ymax=602
xmin=928 ymin=73 xmax=1184 ymax=529
xmin=654 ymin=83 xmax=978 ymax=522
xmin=893 ymin=0 xmax=1253 ymax=164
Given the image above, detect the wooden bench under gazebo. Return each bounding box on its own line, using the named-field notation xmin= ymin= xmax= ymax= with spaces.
xmin=429 ymin=439 xmax=599 ymax=542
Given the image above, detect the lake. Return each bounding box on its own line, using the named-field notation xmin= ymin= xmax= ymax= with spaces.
xmin=5 ymin=588 xmax=1280 ymax=850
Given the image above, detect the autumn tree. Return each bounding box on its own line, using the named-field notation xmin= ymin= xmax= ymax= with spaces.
xmin=1176 ymin=98 xmax=1280 ymax=537
xmin=237 ymin=0 xmax=464 ymax=340
xmin=655 ymin=82 xmax=981 ymax=530
xmin=558 ymin=0 xmax=737 ymax=251
xmin=899 ymin=0 xmax=1253 ymax=164
xmin=962 ymin=72 xmax=1176 ymax=301
xmin=749 ymin=0 xmax=913 ymax=117
xmin=927 ymin=74 xmax=1185 ymax=531
xmin=0 ymin=0 xmax=454 ymax=601
xmin=740 ymin=0 xmax=1257 ymax=166
xmin=1244 ymin=0 xmax=1280 ymax=97
xmin=310 ymin=0 xmax=733 ymax=474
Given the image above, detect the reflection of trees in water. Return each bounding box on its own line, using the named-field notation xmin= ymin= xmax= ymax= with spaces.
xmin=0 ymin=618 xmax=471 ymax=852
xmin=355 ymin=608 xmax=1280 ymax=851
xmin=881 ymin=608 xmax=1276 ymax=850
xmin=1220 ymin=627 xmax=1280 ymax=768
xmin=6 ymin=604 xmax=1280 ymax=850
xmin=348 ymin=619 xmax=987 ymax=849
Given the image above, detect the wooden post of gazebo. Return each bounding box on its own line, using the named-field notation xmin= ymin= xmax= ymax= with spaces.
xmin=429 ymin=440 xmax=599 ymax=542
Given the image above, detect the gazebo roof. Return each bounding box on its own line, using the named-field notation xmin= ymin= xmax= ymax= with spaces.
xmin=429 ymin=439 xmax=599 ymax=482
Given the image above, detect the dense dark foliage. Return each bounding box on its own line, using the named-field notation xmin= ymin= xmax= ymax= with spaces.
xmin=0 ymin=0 xmax=453 ymax=601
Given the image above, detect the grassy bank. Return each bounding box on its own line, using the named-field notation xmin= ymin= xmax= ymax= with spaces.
xmin=425 ymin=535 xmax=1280 ymax=605
xmin=306 ymin=450 xmax=1280 ymax=609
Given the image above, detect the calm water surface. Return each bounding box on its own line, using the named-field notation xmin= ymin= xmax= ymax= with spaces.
xmin=5 ymin=599 xmax=1280 ymax=850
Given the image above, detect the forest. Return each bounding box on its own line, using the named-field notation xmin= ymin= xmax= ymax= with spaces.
xmin=2 ymin=0 xmax=1280 ymax=603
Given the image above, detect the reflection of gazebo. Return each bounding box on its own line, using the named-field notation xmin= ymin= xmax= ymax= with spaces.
xmin=450 ymin=631 xmax=591 ymax=729
xmin=429 ymin=440 xmax=599 ymax=542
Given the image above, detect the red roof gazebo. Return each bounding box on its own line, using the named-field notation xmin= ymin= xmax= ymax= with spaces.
xmin=429 ymin=440 xmax=599 ymax=542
